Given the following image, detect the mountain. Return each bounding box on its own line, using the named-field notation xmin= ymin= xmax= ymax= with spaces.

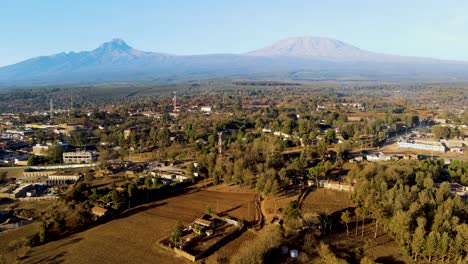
xmin=1 ymin=37 xmax=468 ymax=86
xmin=246 ymin=36 xmax=374 ymax=59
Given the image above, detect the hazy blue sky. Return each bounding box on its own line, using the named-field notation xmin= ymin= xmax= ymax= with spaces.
xmin=1 ymin=0 xmax=467 ymax=66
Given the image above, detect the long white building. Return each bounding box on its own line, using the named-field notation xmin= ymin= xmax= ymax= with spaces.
xmin=397 ymin=140 xmax=446 ymax=152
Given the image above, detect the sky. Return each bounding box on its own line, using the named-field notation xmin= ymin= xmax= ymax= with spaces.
xmin=1 ymin=0 xmax=468 ymax=66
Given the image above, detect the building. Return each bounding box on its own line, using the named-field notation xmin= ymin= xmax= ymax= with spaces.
xmin=123 ymin=127 xmax=141 ymax=139
xmin=63 ymin=150 xmax=95 ymax=164
xmin=319 ymin=180 xmax=354 ymax=192
xmin=434 ymin=183 xmax=468 ymax=198
xmin=32 ymin=144 xmax=49 ymax=156
xmin=397 ymin=140 xmax=446 ymax=153
xmin=12 ymin=184 xmax=35 ymax=198
xmin=194 ymin=215 xmax=213 ymax=228
xmin=366 ymin=152 xmax=392 ymax=162
xmin=200 ymin=106 xmax=212 ymax=113
xmin=91 ymin=206 xmax=108 ymax=217
xmin=47 ymin=174 xmax=82 ymax=186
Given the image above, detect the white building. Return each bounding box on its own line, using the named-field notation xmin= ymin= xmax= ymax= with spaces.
xmin=63 ymin=151 xmax=96 ymax=164
xmin=200 ymin=106 xmax=212 ymax=113
xmin=397 ymin=140 xmax=446 ymax=152
xmin=366 ymin=153 xmax=391 ymax=162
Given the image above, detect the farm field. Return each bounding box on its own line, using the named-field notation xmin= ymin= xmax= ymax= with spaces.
xmin=20 ymin=186 xmax=256 ymax=264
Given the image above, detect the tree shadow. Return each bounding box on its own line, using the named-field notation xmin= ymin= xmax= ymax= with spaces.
xmin=57 ymin=237 xmax=83 ymax=247
xmin=375 ymin=256 xmax=406 ymax=264
xmin=218 ymin=204 xmax=242 ymax=216
xmin=26 ymin=251 xmax=66 ymax=264
xmin=115 ymin=202 xmax=167 ymax=219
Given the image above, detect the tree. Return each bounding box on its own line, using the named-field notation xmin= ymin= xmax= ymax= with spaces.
xmin=432 ymin=125 xmax=451 ymax=139
xmin=360 ymin=256 xmax=376 ymax=264
xmin=355 ymin=207 xmax=361 ymax=236
xmin=283 ymin=200 xmax=302 ymax=228
xmin=308 ymin=166 xmax=321 ymax=188
xmin=324 ymin=129 xmax=336 ymax=144
xmin=149 ymin=127 xmax=157 ymax=145
xmin=206 ymin=206 xmax=212 ymax=216
xmin=411 ymin=217 xmax=426 ymax=261
xmin=341 ymin=210 xmax=351 ymax=236
xmin=170 ymin=221 xmax=185 ymax=246
xmin=38 ymin=221 xmax=48 ymax=243
xmin=426 ymin=231 xmax=440 ymax=262
xmin=158 ymin=127 xmax=170 ymax=147
xmin=27 ymin=155 xmax=47 ymax=166
xmin=46 ymin=143 xmax=64 ymax=164
xmin=318 ymin=242 xmax=349 ymax=264
xmin=127 ymin=182 xmax=137 ymax=208
xmin=271 ymin=179 xmax=279 ymax=197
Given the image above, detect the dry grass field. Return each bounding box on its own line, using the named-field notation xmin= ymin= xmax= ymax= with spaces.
xmin=205 ymin=230 xmax=258 ymax=264
xmin=263 ymin=188 xmax=301 ymax=224
xmin=0 ymin=222 xmax=39 ymax=263
xmin=0 ymin=167 xmax=25 ymax=180
xmin=19 ymin=186 xmax=256 ymax=264
xmin=301 ymin=188 xmax=354 ymax=216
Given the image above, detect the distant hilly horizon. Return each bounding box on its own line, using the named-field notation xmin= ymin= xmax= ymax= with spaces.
xmin=1 ymin=36 xmax=468 ymax=86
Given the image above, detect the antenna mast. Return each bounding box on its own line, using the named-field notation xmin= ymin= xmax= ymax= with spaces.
xmin=49 ymin=99 xmax=53 ymax=119
xmin=173 ymin=91 xmax=177 ymax=113
xmin=217 ymin=132 xmax=223 ymax=155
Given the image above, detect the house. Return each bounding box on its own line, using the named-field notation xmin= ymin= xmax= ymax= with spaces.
xmin=32 ymin=144 xmax=49 ymax=156
xmin=366 ymin=152 xmax=391 ymax=162
xmin=125 ymin=165 xmax=143 ymax=175
xmin=123 ymin=127 xmax=141 ymax=139
xmin=348 ymin=156 xmax=364 ymax=163
xmin=91 ymin=206 xmax=108 ymax=217
xmin=450 ymin=148 xmax=464 ymax=154
xmin=200 ymin=106 xmax=212 ymax=113
xmin=434 ymin=183 xmax=468 ymax=198
xmin=319 ymin=180 xmax=354 ymax=192
xmin=195 ymin=218 xmax=213 ymax=228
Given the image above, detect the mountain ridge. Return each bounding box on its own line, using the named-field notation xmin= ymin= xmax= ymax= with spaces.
xmin=1 ymin=37 xmax=467 ymax=85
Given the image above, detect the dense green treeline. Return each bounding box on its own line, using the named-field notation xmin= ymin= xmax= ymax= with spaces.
xmin=350 ymin=160 xmax=468 ymax=263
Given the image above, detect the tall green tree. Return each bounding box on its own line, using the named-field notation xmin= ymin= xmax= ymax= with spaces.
xmin=341 ymin=210 xmax=351 ymax=236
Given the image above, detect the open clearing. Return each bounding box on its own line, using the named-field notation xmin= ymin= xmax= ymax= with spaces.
xmin=300 ymin=189 xmax=410 ymax=263
xmin=301 ymin=188 xmax=354 ymax=216
xmin=20 ymin=186 xmax=256 ymax=264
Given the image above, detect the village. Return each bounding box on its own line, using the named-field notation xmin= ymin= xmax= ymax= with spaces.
xmin=0 ymin=83 xmax=466 ymax=263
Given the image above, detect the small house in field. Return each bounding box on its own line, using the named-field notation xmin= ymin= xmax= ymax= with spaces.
xmin=195 ymin=214 xmax=213 ymax=228
xmin=195 ymin=218 xmax=213 ymax=228
xmin=92 ymin=206 xmax=108 ymax=217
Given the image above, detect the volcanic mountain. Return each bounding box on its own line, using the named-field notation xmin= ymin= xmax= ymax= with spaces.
xmin=0 ymin=37 xmax=467 ymax=85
